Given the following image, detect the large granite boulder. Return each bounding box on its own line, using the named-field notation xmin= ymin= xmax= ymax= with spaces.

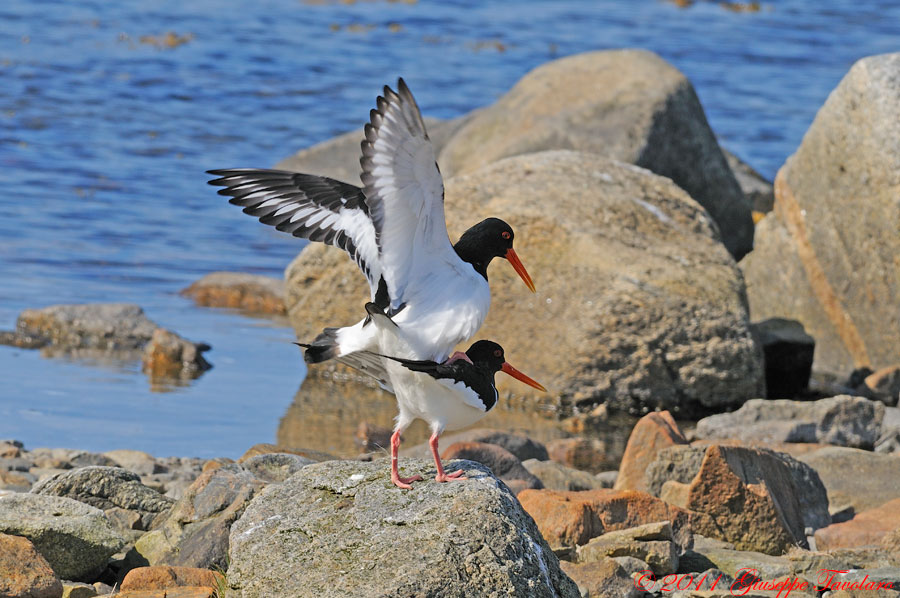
xmin=0 ymin=493 xmax=126 ymax=581
xmin=226 ymin=459 xmax=579 ymax=598
xmin=741 ymin=53 xmax=900 ymax=375
xmin=437 ymin=49 xmax=753 ymax=259
xmin=286 ymin=151 xmax=764 ymax=416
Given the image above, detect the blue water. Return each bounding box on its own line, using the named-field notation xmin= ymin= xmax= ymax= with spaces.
xmin=2 ymin=0 xmax=898 ymax=458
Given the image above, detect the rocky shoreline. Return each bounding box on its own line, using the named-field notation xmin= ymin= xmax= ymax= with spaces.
xmin=3 ymin=47 xmax=900 ymax=596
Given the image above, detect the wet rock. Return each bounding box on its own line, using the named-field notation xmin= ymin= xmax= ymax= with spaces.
xmin=286 ymin=151 xmax=764 ymax=416
xmin=559 ymin=558 xmax=644 ymax=598
xmin=120 ymin=566 xmax=223 ymax=592
xmin=547 ymin=437 xmax=618 ymax=474
xmin=523 ymin=459 xmax=609 ymax=491
xmin=441 ymin=441 xmax=542 ymax=494
xmin=865 ymin=366 xmax=900 ymax=407
xmin=693 ymin=396 xmax=885 ymax=449
xmin=237 ymin=443 xmax=337 ymax=463
xmin=814 ymin=498 xmax=900 ymax=550
xmin=741 ymin=53 xmax=900 ymax=375
xmin=576 ymin=522 xmax=680 ymax=576
xmin=226 ymin=459 xmax=579 ymax=598
xmin=0 ymin=493 xmax=126 ymax=581
xmin=750 ymin=318 xmax=815 ymax=399
xmin=130 ymin=464 xmax=267 ymax=570
xmin=438 ymin=50 xmax=753 ymax=259
xmin=722 ymin=147 xmax=775 ymax=214
xmin=239 ymin=453 xmax=314 ymax=484
xmin=614 ymin=411 xmax=688 ymax=492
xmin=31 ymin=466 xmax=174 ymax=532
xmin=0 ymin=532 xmax=63 ymax=598
xmin=180 ymin=272 xmax=286 ymax=316
xmin=797 ymin=447 xmax=900 ymax=514
xmin=0 ymin=304 xmax=211 ymax=382
xmin=274 ymin=115 xmax=472 ymax=185
xmin=517 ymin=488 xmax=699 ymax=551
xmin=403 ymin=428 xmax=549 ymax=462
xmin=647 ymin=445 xmax=830 ymax=554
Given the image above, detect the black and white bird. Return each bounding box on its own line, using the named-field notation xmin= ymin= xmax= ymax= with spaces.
xmin=327 ymin=303 xmax=546 ymax=489
xmin=207 ymin=79 xmax=535 ymax=382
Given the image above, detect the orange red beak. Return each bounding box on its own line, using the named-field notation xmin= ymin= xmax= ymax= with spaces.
xmin=501 ymin=362 xmax=546 ymax=392
xmin=505 ymin=248 xmax=536 ymax=293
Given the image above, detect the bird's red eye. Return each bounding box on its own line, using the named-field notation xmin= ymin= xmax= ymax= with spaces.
xmin=494 ymin=349 xmax=502 ymax=357
xmin=501 ymin=231 xmax=511 ymax=240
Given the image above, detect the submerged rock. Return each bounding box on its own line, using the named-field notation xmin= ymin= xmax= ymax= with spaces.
xmin=741 ymin=52 xmax=900 ymax=375
xmin=227 ymin=459 xmax=578 ymax=598
xmin=180 ymin=272 xmax=286 ymax=316
xmin=0 ymin=493 xmax=126 ymax=581
xmin=438 ymin=49 xmax=753 ymax=259
xmin=286 ymin=151 xmax=764 ymax=416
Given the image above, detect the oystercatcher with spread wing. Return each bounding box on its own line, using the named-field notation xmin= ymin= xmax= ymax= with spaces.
xmin=300 ymin=302 xmax=546 ymax=489
xmin=208 ymin=80 xmax=535 ymax=382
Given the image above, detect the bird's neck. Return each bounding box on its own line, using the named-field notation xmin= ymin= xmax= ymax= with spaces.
xmin=453 ymin=242 xmax=491 ymax=281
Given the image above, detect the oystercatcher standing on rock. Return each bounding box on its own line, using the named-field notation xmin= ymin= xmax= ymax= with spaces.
xmin=208 ymin=79 xmax=535 ymax=382
xmin=300 ymin=302 xmax=546 ymax=489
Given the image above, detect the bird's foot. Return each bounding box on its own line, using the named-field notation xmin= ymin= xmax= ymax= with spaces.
xmin=435 ymin=469 xmax=467 ymax=483
xmin=391 ymin=473 xmax=424 ymax=490
xmin=445 ymin=351 xmax=473 ymax=365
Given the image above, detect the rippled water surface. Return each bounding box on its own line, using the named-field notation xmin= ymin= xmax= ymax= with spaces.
xmin=2 ymin=0 xmax=898 ymax=458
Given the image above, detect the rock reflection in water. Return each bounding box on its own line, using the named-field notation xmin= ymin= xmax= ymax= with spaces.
xmin=278 ymin=370 xmax=636 ymax=460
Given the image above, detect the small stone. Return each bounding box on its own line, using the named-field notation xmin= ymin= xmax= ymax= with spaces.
xmin=61 ymin=582 xmax=97 ymax=598
xmin=141 ymin=328 xmax=211 ymax=382
xmin=0 ymin=532 xmax=63 ymax=598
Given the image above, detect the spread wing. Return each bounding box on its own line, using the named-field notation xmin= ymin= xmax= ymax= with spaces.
xmin=207 ymin=169 xmax=384 ymax=301
xmin=360 ymin=78 xmax=454 ymax=311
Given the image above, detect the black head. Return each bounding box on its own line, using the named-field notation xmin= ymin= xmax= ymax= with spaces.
xmin=464 ymin=340 xmax=506 ymax=373
xmin=454 ymin=218 xmax=515 ymax=270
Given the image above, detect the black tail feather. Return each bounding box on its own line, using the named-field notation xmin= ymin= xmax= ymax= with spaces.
xmin=298 ymin=327 xmax=340 ymax=364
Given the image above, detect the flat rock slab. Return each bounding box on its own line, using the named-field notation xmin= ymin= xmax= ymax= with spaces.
xmin=180 ymin=272 xmax=286 ymax=316
xmin=226 ymin=459 xmax=579 ymax=598
xmin=797 ymin=447 xmax=900 ymax=514
xmin=0 ymin=493 xmax=126 ymax=581
xmin=694 ymin=396 xmax=885 ymax=449
xmin=286 ymin=151 xmax=763 ymax=416
xmin=741 ymin=52 xmax=900 ymax=375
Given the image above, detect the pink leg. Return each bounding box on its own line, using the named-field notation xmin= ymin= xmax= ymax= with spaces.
xmin=390 ymin=430 xmax=423 ymax=489
xmin=429 ymin=431 xmax=466 ymax=482
xmin=445 ymin=351 xmax=473 ymax=365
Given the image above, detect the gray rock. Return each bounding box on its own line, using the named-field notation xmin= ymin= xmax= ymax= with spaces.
xmin=240 ymin=453 xmax=314 ymax=484
xmin=722 ymin=148 xmax=775 ymax=214
xmin=275 ymin=115 xmax=474 ymax=185
xmin=522 ymin=459 xmax=609 ymax=491
xmin=438 ymin=49 xmax=753 ymax=259
xmin=130 ymin=463 xmax=267 ymax=570
xmin=286 ymin=151 xmax=764 ymax=416
xmin=575 ymin=522 xmax=680 ymax=576
xmin=645 ymin=446 xmax=708 ymax=497
xmin=694 ymin=396 xmax=885 ymax=449
xmin=595 ymin=471 xmax=618 ymax=488
xmin=798 ymin=446 xmax=900 ymax=514
xmin=0 ymin=493 xmax=126 ymax=581
xmin=31 ymin=466 xmax=174 ymax=531
xmin=402 ymin=428 xmax=549 ymax=462
xmin=876 ymin=408 xmax=900 ymax=453
xmin=741 ymin=52 xmax=900 ymax=375
xmin=440 ymin=442 xmax=543 ymax=495
xmin=227 ymin=459 xmax=579 ymax=598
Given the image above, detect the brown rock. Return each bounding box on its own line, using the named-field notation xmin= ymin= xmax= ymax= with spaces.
xmin=547 ymin=437 xmax=618 ymax=474
xmin=114 ymin=588 xmax=214 ymax=598
xmin=0 ymin=532 xmax=63 ymax=598
xmin=438 ymin=49 xmax=753 ymax=259
xmin=517 ymin=488 xmax=700 ymax=550
xmin=0 ymin=442 xmax=22 ymax=459
xmin=141 ymin=328 xmax=211 ymax=382
xmin=815 ymin=498 xmax=900 ymax=551
xmin=285 ymin=151 xmax=764 ymax=417
xmin=0 ymin=468 xmax=33 ymax=491
xmin=237 ymin=443 xmax=337 ymax=463
xmin=614 ymin=411 xmax=688 ymax=492
xmin=441 ymin=441 xmax=542 ymax=494
xmin=180 ymin=272 xmax=286 ymax=316
xmin=121 ymin=566 xmax=223 ymax=591
xmin=61 ymin=582 xmax=96 ymax=598
xmin=741 ymin=53 xmax=900 ymax=375
xmin=559 ymin=558 xmax=644 ymax=598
